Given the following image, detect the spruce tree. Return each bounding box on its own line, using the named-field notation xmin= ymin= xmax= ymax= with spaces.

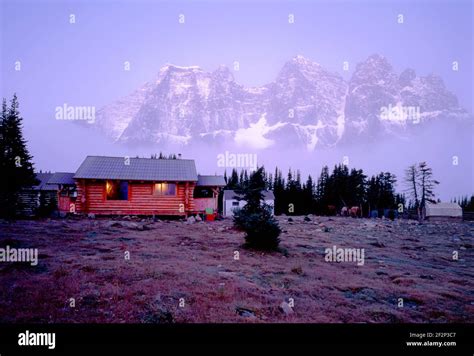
xmin=226 ymin=168 xmax=239 ymax=190
xmin=233 ymin=167 xmax=281 ymax=251
xmin=303 ymin=175 xmax=315 ymax=214
xmin=0 ymin=94 xmax=37 ymax=218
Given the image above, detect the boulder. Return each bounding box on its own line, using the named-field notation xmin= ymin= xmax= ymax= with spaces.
xmin=236 ymin=307 xmax=256 ymax=320
xmin=121 ymin=221 xmax=139 ymax=230
xmin=279 ymin=301 xmax=294 ymax=315
xmin=104 ymin=221 xmax=122 ymax=229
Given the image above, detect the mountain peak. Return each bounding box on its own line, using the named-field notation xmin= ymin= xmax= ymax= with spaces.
xmin=95 ymin=54 xmax=464 ymax=149
xmin=399 ymin=68 xmax=417 ymax=87
xmin=290 ymin=54 xmax=322 ymax=67
xmin=212 ymin=65 xmax=234 ymax=82
xmin=364 ymin=53 xmax=390 ymax=64
xmin=357 ymin=54 xmax=393 ymax=72
xmin=159 ymin=63 xmax=203 ymax=74
xmin=277 ymin=55 xmax=325 ymax=82
xmin=349 ymin=54 xmax=396 ymax=88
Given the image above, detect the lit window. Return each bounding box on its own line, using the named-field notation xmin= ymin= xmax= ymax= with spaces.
xmin=106 ymin=180 xmax=128 ymax=200
xmin=154 ymin=183 xmax=176 ymax=196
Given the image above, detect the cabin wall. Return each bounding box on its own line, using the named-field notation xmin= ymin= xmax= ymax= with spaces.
xmin=75 ymin=180 xmax=196 ymax=215
xmin=224 ymin=199 xmax=245 ymax=217
xmin=194 ymin=198 xmax=218 ymax=213
xmin=18 ymin=190 xmax=57 ymax=217
xmin=58 ymin=195 xmax=76 ymax=213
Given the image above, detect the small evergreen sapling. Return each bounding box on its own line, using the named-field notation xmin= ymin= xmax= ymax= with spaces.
xmin=233 ymin=167 xmax=281 ymax=251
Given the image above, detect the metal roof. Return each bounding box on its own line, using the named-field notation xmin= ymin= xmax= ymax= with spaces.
xmin=74 ymin=156 xmax=198 ymax=181
xmin=48 ymin=172 xmax=75 ymax=185
xmin=32 ymin=173 xmax=58 ymax=191
xmin=197 ymin=175 xmax=226 ymax=187
xmin=223 ymin=189 xmax=275 ymax=200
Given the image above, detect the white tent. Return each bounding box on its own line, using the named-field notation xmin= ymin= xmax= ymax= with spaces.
xmin=425 ymin=202 xmax=462 ymax=220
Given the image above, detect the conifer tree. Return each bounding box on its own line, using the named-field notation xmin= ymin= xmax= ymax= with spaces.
xmin=418 ymin=162 xmax=439 ymax=219
xmin=233 ymin=167 xmax=281 ymax=251
xmin=0 ymin=95 xmax=37 ymax=218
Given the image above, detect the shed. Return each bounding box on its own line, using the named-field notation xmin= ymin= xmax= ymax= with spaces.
xmin=222 ymin=189 xmax=275 ymax=217
xmin=193 ymin=175 xmax=226 ymax=214
xmin=18 ymin=173 xmax=58 ymax=216
xmin=48 ymin=172 xmax=77 ymax=214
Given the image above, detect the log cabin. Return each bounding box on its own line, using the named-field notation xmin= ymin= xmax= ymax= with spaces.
xmin=73 ymin=156 xmax=224 ymax=217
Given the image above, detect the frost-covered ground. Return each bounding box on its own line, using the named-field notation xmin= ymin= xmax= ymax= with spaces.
xmin=0 ymin=216 xmax=473 ymax=323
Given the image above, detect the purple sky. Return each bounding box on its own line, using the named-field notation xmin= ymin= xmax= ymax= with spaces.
xmin=0 ymin=0 xmax=472 ymax=198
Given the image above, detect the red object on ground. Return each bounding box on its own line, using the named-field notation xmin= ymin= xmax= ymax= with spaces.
xmin=206 ymin=214 xmax=215 ymax=221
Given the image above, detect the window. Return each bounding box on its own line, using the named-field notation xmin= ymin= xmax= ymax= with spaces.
xmin=60 ymin=187 xmax=77 ymax=197
xmin=232 ymin=201 xmax=239 ymax=207
xmin=154 ymin=183 xmax=176 ymax=196
xmin=193 ymin=187 xmax=213 ymax=198
xmin=106 ymin=180 xmax=128 ymax=200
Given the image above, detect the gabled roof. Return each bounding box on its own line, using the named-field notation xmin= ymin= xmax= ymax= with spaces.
xmin=74 ymin=156 xmax=198 ymax=181
xmin=223 ymin=189 xmax=275 ymax=200
xmin=197 ymin=175 xmax=226 ymax=187
xmin=48 ymin=172 xmax=75 ymax=185
xmin=32 ymin=173 xmax=58 ymax=191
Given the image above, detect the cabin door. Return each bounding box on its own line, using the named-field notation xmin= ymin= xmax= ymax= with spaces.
xmin=58 ymin=196 xmax=71 ymax=212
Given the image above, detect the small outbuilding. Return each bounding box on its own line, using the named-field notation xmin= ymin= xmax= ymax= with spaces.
xmin=48 ymin=172 xmax=77 ymax=214
xmin=424 ymin=202 xmax=462 ymax=221
xmin=193 ymin=175 xmax=226 ymax=215
xmin=18 ymin=172 xmax=58 ymax=216
xmin=222 ymin=189 xmax=275 ymax=217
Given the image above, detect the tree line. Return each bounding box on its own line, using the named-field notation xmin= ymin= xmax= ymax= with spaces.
xmin=224 ymin=161 xmax=443 ymax=218
xmin=453 ymin=195 xmax=474 ymax=212
xmin=0 ymin=94 xmax=447 ymax=221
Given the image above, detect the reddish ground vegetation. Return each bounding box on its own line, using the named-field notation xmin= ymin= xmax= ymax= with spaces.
xmin=0 ymin=216 xmax=473 ymax=323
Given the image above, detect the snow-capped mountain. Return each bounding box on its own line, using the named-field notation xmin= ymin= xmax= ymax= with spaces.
xmin=94 ymin=54 xmax=470 ymax=150
xmin=342 ymin=54 xmax=467 ymax=144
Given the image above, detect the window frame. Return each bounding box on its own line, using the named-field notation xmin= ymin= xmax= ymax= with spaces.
xmin=153 ymin=182 xmax=177 ymax=197
xmin=105 ymin=180 xmax=129 ymax=201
